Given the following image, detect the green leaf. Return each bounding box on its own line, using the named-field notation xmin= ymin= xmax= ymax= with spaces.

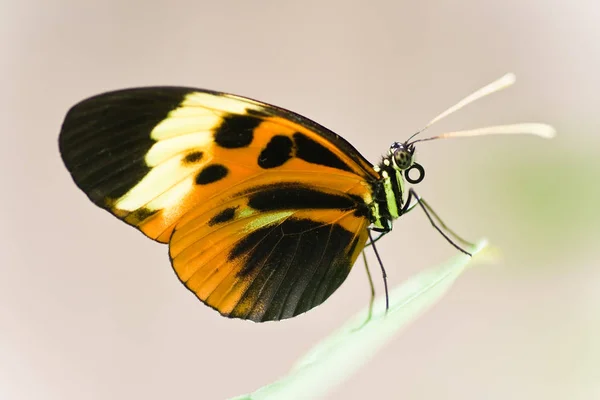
xmin=230 ymin=240 xmax=488 ymax=400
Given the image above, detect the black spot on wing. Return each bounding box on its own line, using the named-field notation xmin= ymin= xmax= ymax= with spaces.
xmin=59 ymin=87 xmax=193 ymax=206
xmin=226 ymin=218 xmax=362 ymax=321
xmin=208 ymin=206 xmax=237 ymax=226
xmin=195 ymin=164 xmax=228 ymax=185
xmin=258 ymin=135 xmax=294 ymax=169
xmin=293 ymin=132 xmax=353 ymax=173
xmin=247 ymin=185 xmax=359 ymax=212
xmin=213 ymin=114 xmax=261 ymax=148
xmin=182 ymin=151 xmax=204 ymax=164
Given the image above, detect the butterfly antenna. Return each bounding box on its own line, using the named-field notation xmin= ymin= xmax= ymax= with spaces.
xmin=410 ymin=123 xmax=556 ymax=144
xmin=406 ymin=73 xmax=520 ymax=143
xmin=408 ymin=73 xmax=556 ymax=144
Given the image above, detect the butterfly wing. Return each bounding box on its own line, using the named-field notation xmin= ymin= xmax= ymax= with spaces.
xmin=170 ymin=184 xmax=370 ymax=321
xmin=59 ymin=87 xmax=378 ymax=321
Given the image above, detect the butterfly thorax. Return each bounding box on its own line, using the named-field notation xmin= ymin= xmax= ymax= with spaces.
xmin=369 ymin=157 xmax=406 ymax=232
xmin=368 ymin=139 xmax=420 ymax=232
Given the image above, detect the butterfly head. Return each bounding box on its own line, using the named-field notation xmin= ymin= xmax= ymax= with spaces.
xmin=389 ymin=141 xmax=415 ymax=170
xmin=386 ymin=141 xmax=425 ymax=185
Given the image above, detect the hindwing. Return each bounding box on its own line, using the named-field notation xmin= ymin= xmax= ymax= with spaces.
xmin=170 ymin=183 xmax=370 ymax=321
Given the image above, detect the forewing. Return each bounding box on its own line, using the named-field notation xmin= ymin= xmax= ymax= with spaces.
xmin=59 ymin=87 xmax=378 ymax=243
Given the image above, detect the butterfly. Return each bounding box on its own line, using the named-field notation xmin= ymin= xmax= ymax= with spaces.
xmin=59 ymin=73 xmax=554 ymax=322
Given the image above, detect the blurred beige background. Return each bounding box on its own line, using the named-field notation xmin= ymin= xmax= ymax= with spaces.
xmin=2 ymin=1 xmax=599 ymax=399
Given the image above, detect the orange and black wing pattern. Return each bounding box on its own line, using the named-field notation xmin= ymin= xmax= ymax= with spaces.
xmin=59 ymin=87 xmax=379 ymax=321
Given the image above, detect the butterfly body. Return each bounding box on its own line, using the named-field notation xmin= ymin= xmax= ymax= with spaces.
xmin=60 ymin=87 xmax=409 ymax=321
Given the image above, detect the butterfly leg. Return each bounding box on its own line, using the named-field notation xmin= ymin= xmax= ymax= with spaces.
xmin=353 ymin=250 xmax=376 ymax=330
xmin=362 ymin=251 xmax=376 ymax=317
xmin=418 ymin=198 xmax=475 ymax=248
xmin=402 ymin=195 xmax=473 ymax=248
xmin=364 ymin=230 xmax=388 ymax=247
xmin=354 ymin=231 xmax=390 ymax=330
xmin=403 ymin=188 xmax=473 ymax=256
xmin=368 ymin=229 xmax=390 ymax=310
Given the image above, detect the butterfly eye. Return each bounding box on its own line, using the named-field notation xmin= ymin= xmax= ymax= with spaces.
xmin=404 ymin=163 xmax=425 ymax=184
xmin=393 ymin=148 xmax=413 ymax=169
